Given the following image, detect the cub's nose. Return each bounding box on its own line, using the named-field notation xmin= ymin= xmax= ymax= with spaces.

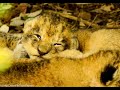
xmin=38 ymin=44 xmax=52 ymax=56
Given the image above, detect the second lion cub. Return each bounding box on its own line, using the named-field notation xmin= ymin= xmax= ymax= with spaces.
xmin=48 ymin=29 xmax=120 ymax=59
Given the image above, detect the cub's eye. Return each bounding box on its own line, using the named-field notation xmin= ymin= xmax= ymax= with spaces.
xmin=54 ymin=43 xmax=62 ymax=46
xmin=61 ymin=39 xmax=66 ymax=43
xmin=34 ymin=34 xmax=41 ymax=39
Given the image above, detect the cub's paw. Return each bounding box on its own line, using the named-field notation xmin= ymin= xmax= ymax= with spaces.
xmin=43 ymin=49 xmax=84 ymax=59
xmin=57 ymin=49 xmax=83 ymax=59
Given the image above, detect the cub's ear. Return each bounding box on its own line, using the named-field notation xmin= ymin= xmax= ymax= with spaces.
xmin=23 ymin=17 xmax=39 ymax=34
xmin=70 ymin=37 xmax=79 ymax=50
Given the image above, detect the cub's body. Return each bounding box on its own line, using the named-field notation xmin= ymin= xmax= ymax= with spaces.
xmin=55 ymin=29 xmax=120 ymax=59
xmin=0 ymin=50 xmax=119 ymax=87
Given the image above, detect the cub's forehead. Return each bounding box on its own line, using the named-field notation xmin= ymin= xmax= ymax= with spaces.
xmin=23 ymin=12 xmax=69 ymax=36
xmin=23 ymin=17 xmax=39 ymax=34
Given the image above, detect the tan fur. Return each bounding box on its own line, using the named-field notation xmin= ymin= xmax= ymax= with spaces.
xmin=79 ymin=29 xmax=120 ymax=59
xmin=0 ymin=50 xmax=120 ymax=87
xmin=75 ymin=30 xmax=92 ymax=52
xmin=52 ymin=29 xmax=120 ymax=59
xmin=0 ymin=32 xmax=27 ymax=59
xmin=0 ymin=32 xmax=7 ymax=48
xmin=86 ymin=29 xmax=120 ymax=52
xmin=65 ymin=29 xmax=120 ymax=54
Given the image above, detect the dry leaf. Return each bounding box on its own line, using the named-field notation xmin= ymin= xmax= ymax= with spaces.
xmin=79 ymin=21 xmax=86 ymax=27
xmin=21 ymin=9 xmax=42 ymax=19
xmin=10 ymin=17 xmax=24 ymax=26
xmin=100 ymin=4 xmax=114 ymax=12
xmin=78 ymin=11 xmax=91 ymax=20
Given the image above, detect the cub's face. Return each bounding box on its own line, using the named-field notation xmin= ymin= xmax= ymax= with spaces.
xmin=22 ymin=13 xmax=71 ymax=59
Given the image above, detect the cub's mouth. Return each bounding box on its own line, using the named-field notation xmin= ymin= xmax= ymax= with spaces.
xmin=53 ymin=42 xmax=65 ymax=52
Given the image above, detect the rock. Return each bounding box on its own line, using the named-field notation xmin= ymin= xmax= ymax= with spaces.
xmin=0 ymin=24 xmax=9 ymax=33
xmin=10 ymin=16 xmax=24 ymax=26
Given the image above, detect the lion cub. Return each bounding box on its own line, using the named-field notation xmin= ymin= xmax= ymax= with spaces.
xmin=0 ymin=50 xmax=120 ymax=87
xmin=22 ymin=12 xmax=83 ymax=60
xmin=22 ymin=11 xmax=120 ymax=60
xmin=47 ymin=29 xmax=120 ymax=59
